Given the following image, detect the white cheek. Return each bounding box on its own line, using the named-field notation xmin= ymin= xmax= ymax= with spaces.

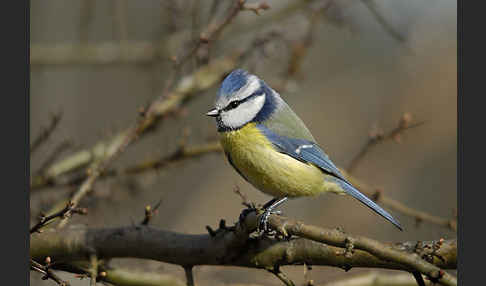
xmin=221 ymin=95 xmax=265 ymax=129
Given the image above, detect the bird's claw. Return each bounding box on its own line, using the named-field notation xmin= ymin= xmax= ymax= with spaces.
xmin=257 ymin=209 xmax=282 ymax=235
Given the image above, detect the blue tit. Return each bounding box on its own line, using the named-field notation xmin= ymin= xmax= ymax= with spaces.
xmin=206 ymin=69 xmax=402 ymax=231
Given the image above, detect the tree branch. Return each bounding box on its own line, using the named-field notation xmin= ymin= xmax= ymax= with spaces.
xmin=347 ymin=113 xmax=424 ymax=174
xmin=124 ymin=141 xmax=222 ymax=175
xmin=30 ymin=54 xmax=236 ymax=192
xmin=266 ymin=215 xmax=456 ymax=286
xmin=268 ymin=266 xmax=295 ymax=286
xmin=30 ymin=212 xmax=456 ymax=285
xmin=30 ymin=201 xmax=87 ymax=234
xmin=89 ymin=255 xmax=98 ymax=286
xmin=29 ymin=1 xmax=271 ymax=67
xmin=32 ymin=53 xmax=237 ymax=228
xmin=100 ymin=268 xmax=185 ymax=286
xmin=31 ymin=140 xmax=222 ymax=190
xmin=184 ymin=266 xmax=195 ymax=286
xmin=32 ymin=134 xmax=456 ymax=233
xmin=140 ymin=200 xmax=162 ymax=225
xmin=360 ymin=0 xmax=406 ymax=44
xmin=31 ymin=258 xmax=70 ymax=286
xmin=174 ymin=0 xmax=266 ymax=70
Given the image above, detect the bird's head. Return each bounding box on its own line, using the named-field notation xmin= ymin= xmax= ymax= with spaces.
xmin=206 ymin=69 xmax=280 ymax=132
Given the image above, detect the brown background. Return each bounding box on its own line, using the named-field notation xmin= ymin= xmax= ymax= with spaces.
xmin=30 ymin=1 xmax=457 ymax=285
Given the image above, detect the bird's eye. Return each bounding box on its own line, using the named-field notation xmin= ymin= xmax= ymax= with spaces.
xmin=229 ymin=100 xmax=240 ymax=109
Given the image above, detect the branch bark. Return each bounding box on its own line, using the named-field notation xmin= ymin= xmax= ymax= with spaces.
xmin=30 ymin=212 xmax=456 ymax=285
xmin=266 ymin=215 xmax=456 ymax=286
xmin=31 ymin=258 xmax=70 ymax=286
xmin=101 ymin=268 xmax=185 ymax=286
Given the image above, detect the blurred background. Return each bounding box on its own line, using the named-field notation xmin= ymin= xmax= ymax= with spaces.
xmin=30 ymin=0 xmax=457 ymax=285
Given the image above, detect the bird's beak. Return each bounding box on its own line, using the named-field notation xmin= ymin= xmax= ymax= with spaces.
xmin=206 ymin=108 xmax=219 ymax=117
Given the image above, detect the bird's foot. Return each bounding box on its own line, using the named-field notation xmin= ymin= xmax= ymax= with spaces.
xmin=256 ymin=197 xmax=288 ymax=236
xmin=257 ymin=208 xmax=282 ymax=235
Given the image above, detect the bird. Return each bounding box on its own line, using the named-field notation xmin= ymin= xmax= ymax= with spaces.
xmin=206 ymin=69 xmax=402 ymax=232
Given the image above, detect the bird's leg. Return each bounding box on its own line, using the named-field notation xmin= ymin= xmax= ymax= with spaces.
xmin=239 ymin=198 xmax=277 ymax=224
xmin=258 ymin=197 xmax=288 ymax=234
xmin=262 ymin=198 xmax=278 ymax=209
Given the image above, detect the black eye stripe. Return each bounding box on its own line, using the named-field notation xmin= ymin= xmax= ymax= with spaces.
xmin=224 ymin=91 xmax=264 ymax=111
xmin=223 ymin=100 xmax=239 ymax=111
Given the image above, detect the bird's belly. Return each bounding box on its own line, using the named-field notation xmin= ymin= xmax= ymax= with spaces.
xmin=220 ymin=124 xmax=326 ymax=198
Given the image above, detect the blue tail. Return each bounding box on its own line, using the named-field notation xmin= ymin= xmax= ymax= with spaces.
xmin=336 ymin=179 xmax=403 ymax=231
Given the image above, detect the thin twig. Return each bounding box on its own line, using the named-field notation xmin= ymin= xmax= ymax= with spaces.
xmin=56 ymin=169 xmax=101 ymax=229
xmin=54 ymin=53 xmax=238 ymax=228
xmin=347 ymin=113 xmax=424 ymax=174
xmin=89 ymin=255 xmax=98 ymax=286
xmin=99 ymin=267 xmax=185 ymax=286
xmin=343 ymin=113 xmax=456 ymax=231
xmin=31 ymin=259 xmax=70 ymax=286
xmin=234 ymin=185 xmax=253 ymax=208
xmin=141 ymin=199 xmax=162 ymax=225
xmin=360 ymin=0 xmax=406 ymax=44
xmin=184 ymin=266 xmax=195 ymax=286
xmin=31 ymin=112 xmax=62 ymax=154
xmin=30 ymin=201 xmax=74 ymax=234
xmin=242 ymin=2 xmax=270 ymax=15
xmin=174 ymin=0 xmax=246 ymax=70
xmin=268 ymin=266 xmax=295 ymax=286
xmin=32 ymin=136 xmax=455 ymax=233
xmin=412 ymin=271 xmax=427 ymax=286
xmin=32 ymin=141 xmax=222 ymax=190
xmin=31 ymin=53 xmax=237 ymax=191
xmin=124 ymin=141 xmax=222 ymax=175
xmin=239 ymin=30 xmax=288 ymax=73
xmin=283 ymin=4 xmax=326 ymax=85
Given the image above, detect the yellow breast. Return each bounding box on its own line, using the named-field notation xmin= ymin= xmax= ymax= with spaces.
xmin=219 ymin=123 xmax=331 ymax=198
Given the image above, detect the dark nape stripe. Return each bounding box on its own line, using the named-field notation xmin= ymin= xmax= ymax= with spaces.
xmin=252 ymin=81 xmax=277 ymax=123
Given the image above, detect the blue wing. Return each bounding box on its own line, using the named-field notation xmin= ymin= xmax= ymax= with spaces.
xmin=257 ymin=124 xmax=344 ymax=179
xmin=257 ymin=124 xmax=402 ymax=230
